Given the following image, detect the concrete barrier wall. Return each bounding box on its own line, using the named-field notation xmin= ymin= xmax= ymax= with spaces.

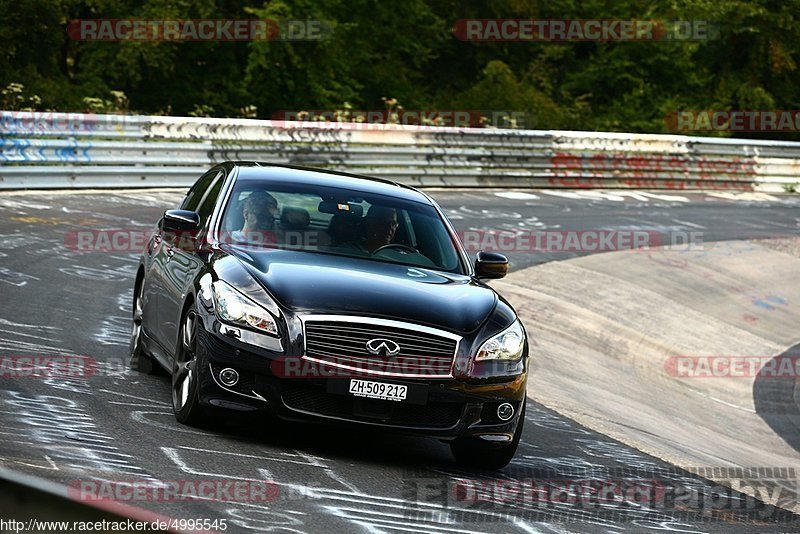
xmin=2 ymin=111 xmax=800 ymax=191
xmin=495 ymin=238 xmax=800 ymax=512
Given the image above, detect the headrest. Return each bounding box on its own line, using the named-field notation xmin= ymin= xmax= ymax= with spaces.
xmin=280 ymin=207 xmax=311 ymax=229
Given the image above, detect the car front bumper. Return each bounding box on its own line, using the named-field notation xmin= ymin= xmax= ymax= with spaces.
xmin=193 ymin=321 xmax=527 ymax=441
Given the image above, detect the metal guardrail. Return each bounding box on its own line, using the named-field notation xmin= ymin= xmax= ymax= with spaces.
xmin=1 ymin=111 xmax=799 ymax=190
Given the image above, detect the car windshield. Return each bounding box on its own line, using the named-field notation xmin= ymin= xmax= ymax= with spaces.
xmin=218 ymin=179 xmax=465 ymax=274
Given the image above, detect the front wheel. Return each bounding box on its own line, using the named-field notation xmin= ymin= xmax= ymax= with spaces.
xmin=450 ymin=401 xmax=526 ymax=470
xmin=172 ymin=307 xmax=207 ymax=426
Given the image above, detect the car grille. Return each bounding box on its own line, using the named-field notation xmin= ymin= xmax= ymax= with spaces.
xmin=302 ymin=318 xmax=458 ymax=378
xmin=282 ymin=383 xmax=463 ymax=429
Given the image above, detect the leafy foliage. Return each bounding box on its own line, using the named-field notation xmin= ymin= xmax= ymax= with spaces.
xmin=1 ymin=0 xmax=798 ymax=138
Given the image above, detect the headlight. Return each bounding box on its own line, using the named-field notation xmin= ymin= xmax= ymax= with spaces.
xmin=475 ymin=320 xmax=525 ymax=361
xmin=212 ymin=280 xmax=278 ymax=337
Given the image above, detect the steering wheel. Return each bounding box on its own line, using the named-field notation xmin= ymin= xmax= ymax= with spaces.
xmin=372 ymin=243 xmax=418 ymax=255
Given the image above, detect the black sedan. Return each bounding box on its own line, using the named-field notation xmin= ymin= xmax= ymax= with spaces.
xmin=129 ymin=162 xmax=529 ymax=469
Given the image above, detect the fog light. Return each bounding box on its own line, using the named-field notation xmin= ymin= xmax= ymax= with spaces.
xmin=497 ymin=402 xmax=514 ymax=421
xmin=219 ymin=368 xmax=239 ymax=387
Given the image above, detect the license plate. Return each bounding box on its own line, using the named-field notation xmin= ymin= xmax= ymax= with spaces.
xmin=348 ymin=379 xmax=407 ymax=402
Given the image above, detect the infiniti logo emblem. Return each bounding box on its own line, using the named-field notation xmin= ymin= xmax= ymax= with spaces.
xmin=365 ymin=338 xmax=401 ymax=357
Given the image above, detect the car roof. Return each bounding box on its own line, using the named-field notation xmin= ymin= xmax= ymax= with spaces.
xmin=229 ymin=162 xmax=432 ymax=205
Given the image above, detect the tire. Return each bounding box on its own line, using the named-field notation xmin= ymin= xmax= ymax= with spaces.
xmin=450 ymin=400 xmax=526 ymax=470
xmin=128 ymin=281 xmax=155 ymax=373
xmin=172 ymin=306 xmax=207 ymax=426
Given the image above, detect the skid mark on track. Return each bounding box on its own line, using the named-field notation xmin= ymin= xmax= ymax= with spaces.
xmin=129 ymin=410 xmax=212 ymax=435
xmin=162 ymin=446 xmax=674 ymax=533
xmin=94 ymin=315 xmax=131 ymax=346
xmin=162 ymin=446 xmax=490 ymax=533
xmin=222 ymin=507 xmax=306 ymax=534
xmin=670 ymin=219 xmax=707 ymax=230
xmin=161 ymin=447 xmax=309 ymax=533
xmin=524 ymin=407 xmax=592 ymax=435
xmin=0 ymin=266 xmax=39 ymax=286
xmin=0 ymin=317 xmax=69 ymax=356
xmin=0 ymin=391 xmax=155 ymax=481
xmin=0 ymin=233 xmax=47 ymax=249
xmin=293 ymin=449 xmax=360 ymax=493
xmin=59 ymin=263 xmax=135 ymax=282
xmin=171 ymin=446 xmax=321 ymax=467
xmin=98 ymin=389 xmax=170 ymax=406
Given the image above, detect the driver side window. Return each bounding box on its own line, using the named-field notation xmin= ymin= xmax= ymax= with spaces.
xmin=195 ymin=175 xmax=224 ymax=229
xmin=180 ymin=169 xmax=219 ymax=211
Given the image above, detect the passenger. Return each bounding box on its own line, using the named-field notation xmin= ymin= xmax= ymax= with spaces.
xmin=231 ymin=192 xmax=279 ymax=244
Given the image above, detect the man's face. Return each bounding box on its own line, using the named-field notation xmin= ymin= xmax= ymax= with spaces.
xmin=371 ymin=211 xmax=398 ymax=244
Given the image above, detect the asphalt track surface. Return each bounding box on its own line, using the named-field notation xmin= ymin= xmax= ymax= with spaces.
xmin=1 ymin=188 xmax=799 ymax=533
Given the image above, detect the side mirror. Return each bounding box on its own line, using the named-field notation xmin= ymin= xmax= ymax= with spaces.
xmin=161 ymin=210 xmax=200 ymax=232
xmin=474 ymin=251 xmax=508 ymax=279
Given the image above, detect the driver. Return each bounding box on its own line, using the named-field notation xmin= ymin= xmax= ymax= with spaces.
xmin=337 ymin=205 xmax=398 ymax=254
xmin=362 ymin=205 xmax=398 ymax=252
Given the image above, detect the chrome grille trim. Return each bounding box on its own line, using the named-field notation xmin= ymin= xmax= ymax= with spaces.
xmin=300 ymin=314 xmax=460 ymax=378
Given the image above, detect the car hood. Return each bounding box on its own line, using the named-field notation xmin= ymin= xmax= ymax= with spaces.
xmin=224 ymin=246 xmax=496 ymax=334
